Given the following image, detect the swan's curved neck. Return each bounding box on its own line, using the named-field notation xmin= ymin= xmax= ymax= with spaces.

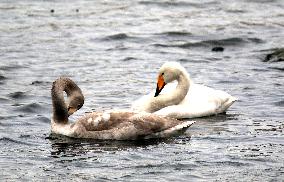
xmin=152 ymin=69 xmax=190 ymax=112
xmin=51 ymin=78 xmax=81 ymax=124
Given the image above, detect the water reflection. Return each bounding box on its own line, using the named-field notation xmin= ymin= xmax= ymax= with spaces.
xmin=48 ymin=134 xmax=175 ymax=158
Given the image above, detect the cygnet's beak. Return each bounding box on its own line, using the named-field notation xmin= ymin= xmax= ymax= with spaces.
xmin=68 ymin=106 xmax=77 ymax=116
xmin=154 ymin=74 xmax=166 ymax=97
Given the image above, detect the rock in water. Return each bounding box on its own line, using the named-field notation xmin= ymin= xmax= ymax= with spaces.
xmin=212 ymin=47 xmax=224 ymax=52
xmin=264 ymin=48 xmax=284 ymax=62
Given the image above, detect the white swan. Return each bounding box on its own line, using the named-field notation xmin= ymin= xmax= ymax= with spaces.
xmin=132 ymin=62 xmax=237 ymax=119
xmin=51 ymin=77 xmax=195 ymax=140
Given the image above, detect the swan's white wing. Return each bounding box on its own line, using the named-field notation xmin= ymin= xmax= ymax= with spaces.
xmin=155 ymin=83 xmax=237 ymax=119
xmin=131 ymin=92 xmax=153 ymax=112
xmin=155 ymin=103 xmax=217 ymax=119
xmin=184 ymin=83 xmax=237 ymax=112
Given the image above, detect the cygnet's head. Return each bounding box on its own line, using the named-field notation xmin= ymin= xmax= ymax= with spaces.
xmin=154 ymin=62 xmax=187 ymax=97
xmin=67 ymin=91 xmax=84 ymax=116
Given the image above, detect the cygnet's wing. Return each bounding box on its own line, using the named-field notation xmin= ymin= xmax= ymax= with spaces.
xmin=76 ymin=111 xmax=195 ymax=140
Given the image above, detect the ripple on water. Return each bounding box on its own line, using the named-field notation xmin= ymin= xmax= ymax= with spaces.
xmin=14 ymin=103 xmax=46 ymax=114
xmin=31 ymin=80 xmax=45 ymax=85
xmin=0 ymin=137 xmax=35 ymax=146
xmin=156 ymin=31 xmax=193 ymax=37
xmin=274 ymin=100 xmax=284 ymax=107
xmin=0 ymin=6 xmax=17 ymax=10
xmin=36 ymin=116 xmax=50 ymax=124
xmin=0 ymin=75 xmax=7 ymax=84
xmin=268 ymin=67 xmax=284 ymax=71
xmin=121 ymin=57 xmax=137 ymax=62
xmin=139 ymin=0 xmax=215 ymax=8
xmin=30 ymin=80 xmax=51 ymax=88
xmin=0 ymin=64 xmax=26 ymax=71
xmin=0 ymin=75 xmax=7 ymax=80
xmin=153 ymin=37 xmax=264 ymax=49
xmin=101 ymin=33 xmax=132 ymax=41
xmin=8 ymin=91 xmax=27 ymax=99
xmin=0 ymin=97 xmax=10 ymax=103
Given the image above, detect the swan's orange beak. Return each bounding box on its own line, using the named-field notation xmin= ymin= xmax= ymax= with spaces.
xmin=154 ymin=74 xmax=166 ymax=97
xmin=68 ymin=106 xmax=77 ymax=116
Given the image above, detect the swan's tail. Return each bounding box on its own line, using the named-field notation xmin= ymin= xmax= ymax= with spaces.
xmin=222 ymin=96 xmax=237 ymax=112
xmin=144 ymin=120 xmax=195 ymax=139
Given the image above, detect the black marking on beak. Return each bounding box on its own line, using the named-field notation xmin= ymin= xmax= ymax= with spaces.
xmin=154 ymin=82 xmax=166 ymax=97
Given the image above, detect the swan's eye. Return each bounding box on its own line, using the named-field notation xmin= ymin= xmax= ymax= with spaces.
xmin=161 ymin=73 xmax=164 ymax=75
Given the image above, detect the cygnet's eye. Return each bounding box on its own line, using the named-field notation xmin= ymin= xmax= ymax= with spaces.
xmin=77 ymin=104 xmax=82 ymax=109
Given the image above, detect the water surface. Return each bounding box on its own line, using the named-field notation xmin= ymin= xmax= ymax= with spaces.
xmin=0 ymin=0 xmax=283 ymax=181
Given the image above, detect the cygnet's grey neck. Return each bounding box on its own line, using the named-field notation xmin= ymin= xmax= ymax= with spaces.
xmin=51 ymin=77 xmax=83 ymax=124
